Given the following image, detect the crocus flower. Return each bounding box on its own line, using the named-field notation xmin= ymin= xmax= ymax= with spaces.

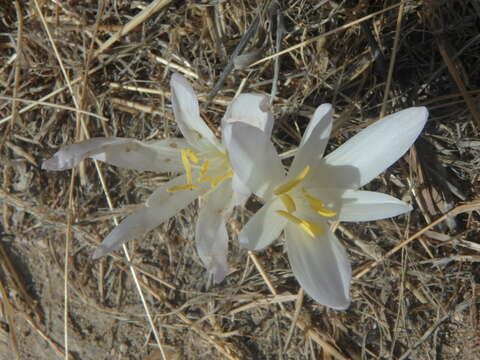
xmin=42 ymin=74 xmax=272 ymax=284
xmin=224 ymin=104 xmax=428 ymax=309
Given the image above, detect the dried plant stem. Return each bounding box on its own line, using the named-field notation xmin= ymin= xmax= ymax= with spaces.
xmin=250 ymin=1 xmax=406 ymax=66
xmin=380 ymin=2 xmax=404 ymax=117
xmin=248 ymin=252 xmax=348 ymax=360
xmin=32 ymin=1 xmax=167 ymax=357
xmin=354 ymin=200 xmax=480 ymax=279
xmin=93 ymin=0 xmax=172 ymax=58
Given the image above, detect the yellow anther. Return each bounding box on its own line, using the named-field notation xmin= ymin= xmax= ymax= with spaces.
xmin=274 ymin=166 xmax=310 ymax=195
xmin=198 ymin=159 xmax=209 ymax=179
xmin=169 ymin=148 xmax=231 ymax=192
xmin=197 ymin=175 xmax=213 ymax=183
xmin=184 ymin=149 xmax=199 ymax=163
xmin=276 ymin=210 xmax=323 ymax=238
xmin=279 ymin=194 xmax=296 ymax=213
xmin=314 ymin=207 xmax=337 ymax=217
xmin=211 ymin=170 xmax=233 ymax=187
xmin=302 ymin=189 xmax=337 ymax=217
xmin=166 ymin=184 xmax=199 ymax=192
xmin=180 ymin=150 xmax=195 ymax=186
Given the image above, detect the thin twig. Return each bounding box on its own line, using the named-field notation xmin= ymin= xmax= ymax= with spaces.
xmin=354 ymin=200 xmax=480 ymax=279
xmin=380 ymin=2 xmax=404 ymax=117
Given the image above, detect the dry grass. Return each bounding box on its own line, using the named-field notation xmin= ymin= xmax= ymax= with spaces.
xmin=1 ymin=0 xmax=479 ymax=359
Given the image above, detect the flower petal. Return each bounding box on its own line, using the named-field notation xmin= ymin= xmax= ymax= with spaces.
xmin=285 ymin=222 xmax=351 ymax=310
xmin=93 ymin=176 xmax=203 ymax=259
xmin=232 ymin=173 xmax=251 ymax=206
xmin=195 ymin=179 xmax=233 ymax=284
xmin=223 ymin=122 xmax=284 ymax=198
xmin=42 ymin=137 xmax=130 ymax=171
xmin=290 ymin=104 xmax=333 ymax=176
xmin=222 ymin=93 xmax=273 ymax=136
xmin=145 ymin=175 xmax=206 ymax=208
xmin=239 ymin=197 xmax=288 ymax=250
xmin=338 ymin=190 xmax=412 ymax=222
xmin=170 ymin=73 xmax=220 ymax=148
xmin=42 ymin=137 xmax=187 ymax=172
xmin=325 ymin=107 xmax=428 ymax=188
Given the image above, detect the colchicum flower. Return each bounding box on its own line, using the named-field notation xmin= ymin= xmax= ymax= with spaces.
xmin=224 ymin=104 xmax=428 ymax=309
xmin=43 ymin=74 xmax=273 ymax=284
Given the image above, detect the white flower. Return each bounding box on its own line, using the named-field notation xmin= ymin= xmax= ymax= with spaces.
xmin=224 ymin=104 xmax=428 ymax=309
xmin=42 ymin=74 xmax=273 ymax=284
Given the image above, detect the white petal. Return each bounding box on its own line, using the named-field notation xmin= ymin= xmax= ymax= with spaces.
xmin=93 ymin=177 xmax=202 ymax=259
xmin=91 ymin=138 xmax=189 ymax=172
xmin=338 ymin=190 xmax=412 ymax=222
xmin=285 ymin=222 xmax=351 ymax=310
xmin=195 ymin=180 xmax=233 ymax=284
xmin=42 ymin=137 xmax=188 ymax=172
xmin=42 ymin=137 xmax=130 ymax=171
xmin=232 ymin=173 xmax=251 ymax=206
xmin=325 ymin=107 xmax=428 ymax=188
xmin=170 ymin=73 xmax=220 ymax=148
xmin=239 ymin=198 xmax=288 ymax=250
xmin=222 ymin=93 xmax=273 ymax=136
xmin=224 ymin=122 xmax=284 ymax=198
xmin=290 ymin=104 xmax=333 ymax=176
xmin=145 ymin=175 xmax=206 ymax=208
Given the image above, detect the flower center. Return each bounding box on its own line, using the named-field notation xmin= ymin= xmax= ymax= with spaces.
xmin=273 ymin=165 xmax=336 ymax=237
xmin=167 ymin=149 xmax=233 ymax=192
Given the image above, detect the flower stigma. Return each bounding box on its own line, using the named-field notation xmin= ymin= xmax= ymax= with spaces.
xmin=167 ymin=149 xmax=233 ymax=192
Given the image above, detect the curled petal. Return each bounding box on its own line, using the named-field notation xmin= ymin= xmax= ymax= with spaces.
xmin=338 ymin=190 xmax=412 ymax=222
xmin=170 ymin=73 xmax=220 ymax=148
xmin=223 ymin=122 xmax=284 ymax=198
xmin=93 ymin=176 xmax=203 ymax=259
xmin=42 ymin=137 xmax=187 ymax=173
xmin=285 ymin=222 xmax=351 ymax=310
xmin=238 ymin=197 xmax=288 ymax=250
xmin=42 ymin=137 xmax=130 ymax=171
xmin=195 ymin=179 xmax=233 ymax=284
xmin=325 ymin=107 xmax=428 ymax=188
xmin=290 ymin=104 xmax=333 ymax=176
xmin=222 ymin=93 xmax=273 ymax=136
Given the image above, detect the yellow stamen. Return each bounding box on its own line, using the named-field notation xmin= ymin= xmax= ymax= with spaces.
xmin=276 ymin=210 xmax=323 ymax=238
xmin=180 ymin=150 xmax=194 ymax=186
xmin=167 ymin=149 xmax=201 ymax=192
xmin=211 ymin=171 xmax=233 ymax=186
xmin=167 ymin=148 xmax=232 ymax=192
xmin=184 ymin=149 xmax=199 ymax=163
xmin=198 ymin=159 xmax=209 ymax=179
xmin=279 ymin=194 xmax=296 ymax=213
xmin=302 ymin=189 xmax=337 ymax=217
xmin=166 ymin=184 xmax=199 ymax=192
xmin=274 ymin=166 xmax=310 ymax=195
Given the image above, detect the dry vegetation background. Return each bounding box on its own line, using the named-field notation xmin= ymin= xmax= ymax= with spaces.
xmin=0 ymin=0 xmax=479 ymax=359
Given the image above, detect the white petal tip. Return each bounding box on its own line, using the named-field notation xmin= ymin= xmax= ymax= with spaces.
xmin=238 ymin=235 xmax=256 ymax=250
xmin=170 ymin=72 xmax=190 ymax=89
xmin=42 ymin=155 xmax=71 ymax=171
xmin=328 ymin=298 xmax=351 ymax=311
xmin=401 ymin=106 xmax=429 ymax=128
xmin=210 ymin=264 xmax=228 ymax=284
xmin=92 ymin=246 xmax=109 ymax=260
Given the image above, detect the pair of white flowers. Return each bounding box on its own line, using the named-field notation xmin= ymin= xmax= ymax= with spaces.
xmin=43 ymin=74 xmax=428 ymax=309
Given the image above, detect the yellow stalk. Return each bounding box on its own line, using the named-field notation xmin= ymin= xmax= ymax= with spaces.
xmin=273 ymin=166 xmax=310 ymax=195
xmin=276 ymin=210 xmax=323 ymax=238
xmin=279 ymin=194 xmax=296 ymax=213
